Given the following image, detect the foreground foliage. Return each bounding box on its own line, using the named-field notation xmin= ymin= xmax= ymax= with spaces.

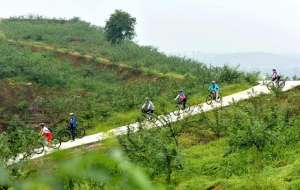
xmin=2 ymin=88 xmax=300 ymax=189
xmin=0 ymin=149 xmax=162 ymax=190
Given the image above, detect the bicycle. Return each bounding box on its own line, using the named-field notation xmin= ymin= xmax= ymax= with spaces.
xmin=206 ymin=92 xmax=222 ymax=105
xmin=58 ymin=126 xmax=86 ymax=143
xmin=266 ymin=79 xmax=286 ymax=90
xmin=140 ymin=110 xmax=166 ymax=128
xmin=174 ymin=101 xmax=191 ymax=116
xmin=262 ymin=79 xmax=268 ymax=86
xmin=141 ymin=110 xmax=158 ymax=122
xmin=25 ymin=137 xmax=61 ymax=156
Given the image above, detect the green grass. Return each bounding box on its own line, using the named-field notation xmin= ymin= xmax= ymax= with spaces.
xmin=0 ymin=18 xmax=257 ymax=134
xmin=169 ymin=87 xmax=300 ymax=190
xmin=0 ymin=16 xmax=262 ymax=190
xmin=20 ymin=87 xmax=300 ymax=190
xmin=0 ymin=36 xmax=254 ymax=135
xmin=0 ymin=17 xmax=258 ymax=83
xmin=174 ymin=139 xmax=300 ymax=190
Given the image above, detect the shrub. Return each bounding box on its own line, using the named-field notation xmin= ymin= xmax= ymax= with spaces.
xmin=0 ymin=117 xmax=41 ymax=163
xmin=227 ymin=98 xmax=299 ymax=153
xmin=118 ymin=115 xmax=184 ymax=183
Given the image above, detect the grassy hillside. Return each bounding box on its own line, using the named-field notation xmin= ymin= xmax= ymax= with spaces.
xmin=14 ymin=87 xmax=300 ymax=190
xmin=0 ymin=17 xmax=257 ymax=134
xmin=0 ymin=16 xmax=263 ymax=190
xmin=0 ymin=16 xmax=257 ymax=81
xmin=171 ymin=88 xmax=300 ymax=190
xmin=6 ymin=87 xmax=300 ymax=190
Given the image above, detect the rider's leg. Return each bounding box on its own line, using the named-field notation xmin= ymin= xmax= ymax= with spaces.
xmin=275 ymin=76 xmax=281 ymax=86
xmin=212 ymin=91 xmax=217 ymax=100
xmin=216 ymin=91 xmax=219 ymax=99
xmin=70 ymin=127 xmax=76 ymax=141
xmin=183 ymin=99 xmax=187 ymax=109
xmin=146 ymin=110 xmax=154 ymax=120
xmin=47 ymin=133 xmax=53 ymax=145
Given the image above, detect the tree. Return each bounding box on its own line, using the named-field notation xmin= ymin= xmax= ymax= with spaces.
xmin=104 ymin=10 xmax=136 ymax=44
xmin=118 ymin=114 xmax=184 ymax=184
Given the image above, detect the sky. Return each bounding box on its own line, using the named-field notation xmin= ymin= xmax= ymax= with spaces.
xmin=0 ymin=0 xmax=300 ymax=54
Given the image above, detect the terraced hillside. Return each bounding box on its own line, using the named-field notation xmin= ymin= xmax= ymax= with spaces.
xmin=0 ymin=17 xmax=265 ymax=190
xmin=0 ymin=17 xmax=257 ymax=134
xmin=0 ymin=17 xmax=258 ymax=81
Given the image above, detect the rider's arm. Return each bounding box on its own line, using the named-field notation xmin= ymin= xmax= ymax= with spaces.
xmin=175 ymin=94 xmax=179 ymax=101
xmin=208 ymin=85 xmax=212 ymax=92
xmin=141 ymin=103 xmax=146 ymax=110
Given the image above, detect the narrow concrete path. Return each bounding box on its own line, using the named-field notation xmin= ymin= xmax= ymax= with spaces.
xmin=9 ymin=81 xmax=300 ymax=163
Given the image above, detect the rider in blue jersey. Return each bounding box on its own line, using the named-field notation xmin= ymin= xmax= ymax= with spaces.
xmin=208 ymin=81 xmax=220 ymax=99
xmin=69 ymin=113 xmax=77 ymax=141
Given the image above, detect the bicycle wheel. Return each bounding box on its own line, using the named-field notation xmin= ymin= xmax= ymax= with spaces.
xmin=215 ymin=95 xmax=222 ymax=103
xmin=174 ymin=104 xmax=182 ymax=116
xmin=206 ymin=95 xmax=213 ymax=105
xmin=59 ymin=131 xmax=71 ymax=142
xmin=33 ymin=142 xmax=45 ymax=154
xmin=262 ymin=80 xmax=267 ymax=85
xmin=184 ymin=103 xmax=191 ymax=113
xmin=267 ymin=82 xmax=274 ymax=90
xmin=151 ymin=114 xmax=165 ymax=127
xmin=279 ymin=80 xmax=285 ymax=89
xmin=76 ymin=128 xmax=86 ymax=138
xmin=51 ymin=138 xmax=61 ymax=149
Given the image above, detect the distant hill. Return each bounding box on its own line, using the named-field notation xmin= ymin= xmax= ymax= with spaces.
xmin=178 ymin=52 xmax=300 ymax=77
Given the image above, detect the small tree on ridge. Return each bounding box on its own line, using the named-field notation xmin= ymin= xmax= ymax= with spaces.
xmin=104 ymin=10 xmax=137 ymax=44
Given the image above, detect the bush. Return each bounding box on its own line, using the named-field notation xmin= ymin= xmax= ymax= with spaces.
xmin=0 ymin=117 xmax=41 ymax=163
xmin=118 ymin=116 xmax=184 ymax=183
xmin=227 ymin=98 xmax=299 ymax=153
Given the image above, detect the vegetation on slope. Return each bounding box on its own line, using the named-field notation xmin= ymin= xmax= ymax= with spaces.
xmin=0 ymin=17 xmax=257 ymax=134
xmin=171 ymin=88 xmax=300 ymax=190
xmin=0 ymin=16 xmax=258 ymax=82
xmin=3 ymin=87 xmax=300 ymax=190
xmin=0 ymin=16 xmax=264 ymax=190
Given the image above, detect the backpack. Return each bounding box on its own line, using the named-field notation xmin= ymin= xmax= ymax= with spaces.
xmin=48 ymin=127 xmax=53 ymax=133
xmin=179 ymin=94 xmax=186 ymax=101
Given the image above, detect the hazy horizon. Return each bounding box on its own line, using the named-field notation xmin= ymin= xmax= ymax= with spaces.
xmin=173 ymin=51 xmax=300 ymax=77
xmin=1 ymin=0 xmax=300 ymax=55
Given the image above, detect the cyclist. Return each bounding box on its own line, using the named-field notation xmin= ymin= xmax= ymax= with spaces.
xmin=175 ymin=90 xmax=187 ymax=109
xmin=271 ymin=69 xmax=281 ymax=84
xmin=69 ymin=113 xmax=77 ymax=141
xmin=39 ymin=123 xmax=53 ymax=144
xmin=208 ymin=81 xmax=220 ymax=100
xmin=141 ymin=97 xmax=155 ymax=114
